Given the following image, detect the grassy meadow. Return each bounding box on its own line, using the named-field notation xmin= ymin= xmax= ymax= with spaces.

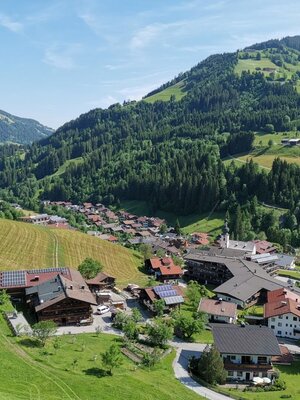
xmin=0 ymin=219 xmax=146 ymax=287
xmin=120 ymin=200 xmax=224 ymax=236
xmin=144 ymin=81 xmax=186 ymax=103
xmin=223 ymin=131 xmax=300 ymax=170
xmin=0 ymin=306 xmax=203 ymax=400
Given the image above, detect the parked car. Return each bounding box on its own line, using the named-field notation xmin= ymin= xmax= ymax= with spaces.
xmin=96 ymin=305 xmax=110 ymax=315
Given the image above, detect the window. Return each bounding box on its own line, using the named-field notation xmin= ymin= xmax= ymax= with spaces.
xmin=237 ymin=372 xmax=243 ymax=377
xmin=271 ymin=318 xmax=275 ymax=322
xmin=278 ymin=330 xmax=282 ymax=335
xmin=278 ymin=322 xmax=282 ymax=327
xmin=228 ymin=371 xmax=234 ymax=377
xmin=293 ymin=317 xmax=297 ymax=321
xmin=271 ymin=325 xmax=275 ymax=329
xmin=258 ymin=356 xmax=267 ymax=364
xmin=278 ymin=316 xmax=283 ymax=319
xmin=230 ymin=355 xmax=236 ymax=360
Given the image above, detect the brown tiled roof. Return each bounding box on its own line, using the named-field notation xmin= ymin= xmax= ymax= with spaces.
xmin=272 ymin=345 xmax=293 ymax=365
xmin=198 ymin=298 xmax=237 ymax=318
xmin=86 ymin=272 xmax=115 ymax=285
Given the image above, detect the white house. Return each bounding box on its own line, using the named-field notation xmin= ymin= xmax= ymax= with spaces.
xmin=198 ymin=298 xmax=237 ymax=324
xmin=264 ymin=288 xmax=300 ymax=339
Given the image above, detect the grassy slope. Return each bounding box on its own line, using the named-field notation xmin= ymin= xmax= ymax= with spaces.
xmin=120 ymin=200 xmax=224 ymax=235
xmin=224 ymin=131 xmax=300 ymax=170
xmin=144 ymin=81 xmax=186 ymax=103
xmin=0 ymin=311 xmax=203 ymax=400
xmin=235 ymin=57 xmax=278 ymax=76
xmin=0 ymin=219 xmax=146 ymax=287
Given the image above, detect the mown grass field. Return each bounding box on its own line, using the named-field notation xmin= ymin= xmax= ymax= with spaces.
xmin=0 ymin=219 xmax=146 ymax=287
xmin=144 ymin=81 xmax=186 ymax=103
xmin=235 ymin=57 xmax=278 ymax=76
xmin=0 ymin=303 xmax=202 ymax=400
xmin=120 ymin=200 xmax=224 ymax=236
xmin=224 ymin=131 xmax=300 ymax=170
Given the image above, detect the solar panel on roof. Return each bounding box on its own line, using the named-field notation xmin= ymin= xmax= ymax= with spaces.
xmin=1 ymin=271 xmax=26 ymax=287
xmin=158 ymin=290 xmax=177 ymax=298
xmin=28 ymin=267 xmax=69 ymax=274
xmin=154 ymin=285 xmax=172 ymax=294
xmin=164 ymin=295 xmax=184 ymax=305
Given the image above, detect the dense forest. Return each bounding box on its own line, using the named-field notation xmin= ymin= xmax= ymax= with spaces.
xmin=0 ymin=37 xmax=300 ymax=243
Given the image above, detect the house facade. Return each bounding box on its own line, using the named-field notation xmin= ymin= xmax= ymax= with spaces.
xmin=264 ymin=288 xmax=300 ymax=339
xmin=213 ymin=325 xmax=281 ymax=382
xmin=198 ymin=298 xmax=237 ymax=323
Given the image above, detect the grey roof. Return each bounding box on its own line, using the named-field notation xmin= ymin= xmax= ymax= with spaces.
xmin=164 ymin=295 xmax=184 ymax=305
xmin=213 ymin=325 xmax=281 ymax=356
xmin=275 ymin=254 xmax=295 ymax=268
xmin=185 ymin=252 xmax=300 ymax=302
xmin=26 ymin=275 xmax=63 ymax=303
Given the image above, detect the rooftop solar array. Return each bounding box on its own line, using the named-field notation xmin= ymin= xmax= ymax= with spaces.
xmin=164 ymin=295 xmax=184 ymax=305
xmin=157 ymin=290 xmax=177 ymax=298
xmin=28 ymin=267 xmax=69 ymax=275
xmin=0 ymin=271 xmax=26 ymax=287
xmin=153 ymin=285 xmax=173 ymax=294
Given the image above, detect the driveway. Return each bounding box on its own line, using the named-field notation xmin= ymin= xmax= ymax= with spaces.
xmin=55 ymin=307 xmax=122 ymax=336
xmin=172 ymin=341 xmax=232 ymax=400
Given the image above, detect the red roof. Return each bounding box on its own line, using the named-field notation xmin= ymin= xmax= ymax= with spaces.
xmin=149 ymin=257 xmax=183 ymax=277
xmin=191 ymin=232 xmax=210 ymax=245
xmin=264 ymin=288 xmax=300 ymax=318
xmin=253 ymin=240 xmax=277 ymax=254
xmin=107 ymin=235 xmax=118 ymax=242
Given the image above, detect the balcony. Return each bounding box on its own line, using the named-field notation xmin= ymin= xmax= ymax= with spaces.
xmin=224 ymin=361 xmax=274 ymax=372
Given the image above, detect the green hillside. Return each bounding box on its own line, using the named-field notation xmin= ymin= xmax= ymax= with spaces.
xmin=144 ymin=81 xmax=186 ymax=103
xmin=1 ymin=36 xmax=300 ymax=232
xmin=0 ymin=219 xmax=146 ymax=287
xmin=225 ymin=131 xmax=300 ymax=169
xmin=0 ymin=109 xmax=53 ymax=145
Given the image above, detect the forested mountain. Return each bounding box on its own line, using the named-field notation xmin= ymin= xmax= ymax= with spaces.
xmin=0 ymin=36 xmax=300 ymax=230
xmin=0 ymin=109 xmax=53 ymax=145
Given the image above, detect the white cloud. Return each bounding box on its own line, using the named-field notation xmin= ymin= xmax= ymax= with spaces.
xmin=130 ymin=21 xmax=189 ymax=50
xmin=0 ymin=14 xmax=23 ymax=33
xmin=43 ymin=43 xmax=81 ymax=70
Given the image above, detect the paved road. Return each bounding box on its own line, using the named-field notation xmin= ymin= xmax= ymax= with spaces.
xmin=172 ymin=341 xmax=232 ymax=400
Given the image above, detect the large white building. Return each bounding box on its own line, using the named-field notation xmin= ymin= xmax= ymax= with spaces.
xmin=264 ymin=288 xmax=300 ymax=339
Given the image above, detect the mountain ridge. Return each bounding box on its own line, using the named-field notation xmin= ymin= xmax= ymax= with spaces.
xmin=0 ymin=36 xmax=299 ymax=222
xmin=0 ymin=109 xmax=54 ymax=145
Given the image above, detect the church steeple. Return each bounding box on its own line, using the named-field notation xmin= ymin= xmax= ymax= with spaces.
xmin=220 ymin=220 xmax=230 ymax=248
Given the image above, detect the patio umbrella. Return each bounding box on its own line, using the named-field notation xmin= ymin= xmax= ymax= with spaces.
xmin=263 ymin=377 xmax=271 ymax=384
xmin=253 ymin=377 xmax=264 ymax=384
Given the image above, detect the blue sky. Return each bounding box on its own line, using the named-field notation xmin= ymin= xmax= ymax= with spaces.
xmin=0 ymin=0 xmax=300 ymax=128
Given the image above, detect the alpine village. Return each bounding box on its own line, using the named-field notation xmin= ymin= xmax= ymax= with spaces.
xmin=1 ymin=10 xmax=300 ymax=400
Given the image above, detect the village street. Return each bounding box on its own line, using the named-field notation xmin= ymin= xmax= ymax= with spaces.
xmin=171 ymin=340 xmax=232 ymax=400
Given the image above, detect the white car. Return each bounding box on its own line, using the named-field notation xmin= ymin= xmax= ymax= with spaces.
xmin=96 ymin=305 xmax=110 ymax=315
